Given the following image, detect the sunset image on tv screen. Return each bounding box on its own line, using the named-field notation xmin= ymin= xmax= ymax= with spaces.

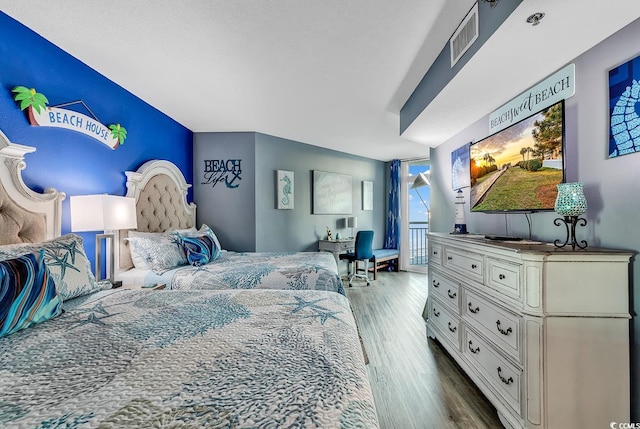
xmin=470 ymin=100 xmax=564 ymax=212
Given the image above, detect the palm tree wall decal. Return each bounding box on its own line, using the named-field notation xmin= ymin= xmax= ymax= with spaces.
xmin=108 ymin=124 xmax=127 ymax=146
xmin=12 ymin=86 xmax=49 ymax=125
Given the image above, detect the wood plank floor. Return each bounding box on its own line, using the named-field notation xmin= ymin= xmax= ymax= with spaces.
xmin=346 ymin=270 xmax=504 ymax=429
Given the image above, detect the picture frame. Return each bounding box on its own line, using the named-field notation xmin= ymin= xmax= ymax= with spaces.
xmin=362 ymin=180 xmax=373 ymax=211
xmin=608 ymin=53 xmax=640 ymax=158
xmin=312 ymin=170 xmax=352 ymax=214
xmin=451 ymin=142 xmax=471 ymax=189
xmin=276 ymin=170 xmax=294 ymax=209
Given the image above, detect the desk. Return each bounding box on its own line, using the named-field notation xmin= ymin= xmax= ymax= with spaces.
xmin=318 ymin=239 xmax=355 ymax=265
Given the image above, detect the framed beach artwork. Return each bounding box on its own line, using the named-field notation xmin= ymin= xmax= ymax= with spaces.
xmin=313 ymin=170 xmax=352 ymax=214
xmin=451 ymin=142 xmax=471 ymax=189
xmin=276 ymin=170 xmax=294 ymax=209
xmin=362 ymin=180 xmax=373 ymax=211
xmin=609 ymin=53 xmax=640 ymax=158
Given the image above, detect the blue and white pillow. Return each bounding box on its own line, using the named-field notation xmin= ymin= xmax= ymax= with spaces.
xmin=174 ymin=224 xmax=222 ymax=251
xmin=126 ymin=231 xmax=164 ymax=270
xmin=0 ymin=234 xmax=103 ymax=301
xmin=179 ymin=234 xmax=220 ymax=266
xmin=0 ymin=251 xmax=63 ymax=337
xmin=127 ymin=233 xmax=188 ymax=274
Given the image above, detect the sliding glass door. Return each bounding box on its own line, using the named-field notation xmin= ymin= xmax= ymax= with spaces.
xmin=400 ymin=160 xmax=430 ymax=273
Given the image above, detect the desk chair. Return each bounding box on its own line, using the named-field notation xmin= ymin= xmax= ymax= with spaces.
xmin=339 ymin=230 xmax=374 ymax=287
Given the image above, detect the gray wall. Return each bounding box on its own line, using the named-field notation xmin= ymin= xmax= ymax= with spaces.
xmin=193 ymin=132 xmax=256 ymax=251
xmin=429 ymin=17 xmax=640 ymax=418
xmin=254 ymin=133 xmax=387 ymax=252
xmin=194 ymin=131 xmax=387 ymax=255
xmin=400 ymin=0 xmax=523 ymax=133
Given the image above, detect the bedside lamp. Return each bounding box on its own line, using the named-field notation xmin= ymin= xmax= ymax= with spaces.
xmin=70 ymin=194 xmax=138 ymax=285
xmin=347 ymin=216 xmax=358 ymax=239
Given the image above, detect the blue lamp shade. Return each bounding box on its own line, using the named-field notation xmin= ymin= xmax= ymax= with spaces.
xmin=554 ymin=182 xmax=587 ymax=217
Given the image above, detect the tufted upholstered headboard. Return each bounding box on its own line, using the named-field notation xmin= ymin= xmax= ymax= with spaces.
xmin=0 ymin=130 xmax=65 ymax=245
xmin=114 ymin=159 xmax=196 ymax=277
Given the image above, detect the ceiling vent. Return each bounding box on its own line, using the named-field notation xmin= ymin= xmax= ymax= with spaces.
xmin=450 ymin=3 xmax=479 ymax=68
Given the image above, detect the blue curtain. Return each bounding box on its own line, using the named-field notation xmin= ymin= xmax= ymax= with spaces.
xmin=384 ymin=160 xmax=401 ymax=256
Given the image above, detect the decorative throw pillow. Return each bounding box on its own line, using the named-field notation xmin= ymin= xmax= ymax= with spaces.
xmin=0 ymin=234 xmax=102 ymax=301
xmin=0 ymin=251 xmax=63 ymax=337
xmin=125 ymin=230 xmax=165 ymax=269
xmin=175 ymin=224 xmax=222 ymax=251
xmin=127 ymin=233 xmax=188 ymax=274
xmin=179 ymin=234 xmax=220 ymax=266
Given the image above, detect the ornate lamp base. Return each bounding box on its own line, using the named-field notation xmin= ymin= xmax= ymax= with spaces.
xmin=553 ymin=216 xmax=587 ymax=250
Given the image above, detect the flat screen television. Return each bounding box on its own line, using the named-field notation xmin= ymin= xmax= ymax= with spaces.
xmin=470 ymin=100 xmax=565 ymax=213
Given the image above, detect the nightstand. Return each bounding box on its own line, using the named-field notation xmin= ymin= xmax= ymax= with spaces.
xmin=120 ymin=283 xmax=166 ymax=291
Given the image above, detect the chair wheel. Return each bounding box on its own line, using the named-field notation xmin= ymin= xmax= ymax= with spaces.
xmin=367 ymin=282 xmax=370 ymax=286
xmin=348 ymin=283 xmax=353 ymax=287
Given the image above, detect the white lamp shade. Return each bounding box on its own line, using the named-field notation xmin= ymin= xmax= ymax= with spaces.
xmin=347 ymin=216 xmax=358 ymax=228
xmin=70 ymin=195 xmax=138 ymax=232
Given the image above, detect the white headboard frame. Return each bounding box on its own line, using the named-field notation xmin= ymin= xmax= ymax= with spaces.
xmin=0 ymin=129 xmax=65 ymax=244
xmin=114 ymin=159 xmax=197 ymax=277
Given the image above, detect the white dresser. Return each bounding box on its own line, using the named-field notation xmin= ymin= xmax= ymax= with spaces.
xmin=426 ymin=233 xmax=632 ymax=429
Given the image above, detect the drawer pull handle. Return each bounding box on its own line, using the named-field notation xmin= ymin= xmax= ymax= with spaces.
xmin=432 ymin=280 xmax=440 ymax=288
xmin=471 ymin=264 xmax=478 ymax=269
xmin=433 ymin=309 xmax=440 ymax=317
xmin=448 ymin=322 xmax=457 ymax=333
xmin=497 ymin=367 xmax=514 ymax=385
xmin=447 ymin=289 xmax=457 ymax=299
xmin=468 ymin=341 xmax=480 ymax=354
xmin=496 ymin=320 xmax=513 ymax=336
xmin=468 ymin=302 xmax=480 ymax=314
xmin=499 ymin=273 xmax=506 ymax=280
xmin=433 ymin=250 xmax=438 ymax=255
xmin=447 ymin=256 xmax=453 ymax=261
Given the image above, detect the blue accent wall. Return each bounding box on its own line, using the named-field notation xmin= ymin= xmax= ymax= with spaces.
xmin=0 ymin=12 xmax=193 ymax=270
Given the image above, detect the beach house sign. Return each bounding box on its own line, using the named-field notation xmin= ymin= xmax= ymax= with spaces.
xmin=12 ymin=86 xmax=127 ymax=149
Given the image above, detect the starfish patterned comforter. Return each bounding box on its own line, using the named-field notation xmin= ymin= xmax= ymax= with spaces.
xmin=0 ymin=288 xmax=378 ymax=428
xmin=135 ymin=251 xmax=345 ymax=295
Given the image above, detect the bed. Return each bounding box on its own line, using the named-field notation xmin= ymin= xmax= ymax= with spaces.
xmin=113 ymin=160 xmax=345 ymax=295
xmin=0 ymin=132 xmax=378 ymax=428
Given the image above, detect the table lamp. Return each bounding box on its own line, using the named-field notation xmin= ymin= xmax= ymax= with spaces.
xmin=70 ymin=194 xmax=138 ymax=285
xmin=347 ymin=216 xmax=357 ymax=239
xmin=553 ymin=182 xmax=588 ymax=250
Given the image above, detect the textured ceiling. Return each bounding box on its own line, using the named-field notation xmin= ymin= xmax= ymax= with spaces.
xmin=1 ymin=1 xmax=639 ymax=161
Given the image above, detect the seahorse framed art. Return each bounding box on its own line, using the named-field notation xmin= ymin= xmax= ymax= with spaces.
xmin=609 ymin=52 xmax=640 ymax=158
xmin=277 ymin=170 xmax=294 ymax=209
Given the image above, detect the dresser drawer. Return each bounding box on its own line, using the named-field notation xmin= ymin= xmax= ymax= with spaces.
xmin=430 ymin=271 xmax=460 ymax=314
xmin=464 ymin=328 xmax=522 ymax=415
xmin=429 ymin=242 xmax=443 ymax=266
xmin=486 ymin=257 xmax=522 ymax=301
xmin=443 ymin=247 xmax=483 ymax=283
xmin=463 ymin=290 xmax=520 ymax=360
xmin=428 ymin=298 xmax=460 ymax=350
